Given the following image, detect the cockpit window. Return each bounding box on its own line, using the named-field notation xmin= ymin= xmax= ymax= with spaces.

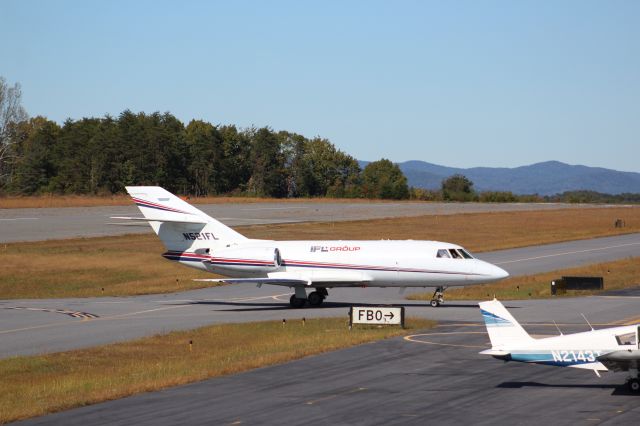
xmin=459 ymin=249 xmax=474 ymax=259
xmin=436 ymin=249 xmax=451 ymax=258
xmin=438 ymin=248 xmax=474 ymax=259
xmin=615 ymin=332 xmax=636 ymax=346
xmin=449 ymin=249 xmax=462 ymax=259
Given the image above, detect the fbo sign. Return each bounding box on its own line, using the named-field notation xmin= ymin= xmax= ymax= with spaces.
xmin=350 ymin=306 xmax=404 ymax=327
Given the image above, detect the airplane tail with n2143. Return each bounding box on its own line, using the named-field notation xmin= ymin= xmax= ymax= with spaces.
xmin=112 ymin=186 xmax=509 ymax=308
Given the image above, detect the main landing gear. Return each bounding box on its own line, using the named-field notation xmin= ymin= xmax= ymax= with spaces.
xmin=289 ymin=295 xmax=306 ymax=308
xmin=289 ymin=287 xmax=328 ymax=308
xmin=430 ymin=286 xmax=446 ymax=307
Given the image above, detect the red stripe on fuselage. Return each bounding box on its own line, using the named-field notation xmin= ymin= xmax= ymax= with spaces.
xmin=162 ymin=251 xmax=481 ymax=275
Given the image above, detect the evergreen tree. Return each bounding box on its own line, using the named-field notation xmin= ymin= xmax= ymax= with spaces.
xmin=218 ymin=125 xmax=251 ymax=194
xmin=247 ymin=127 xmax=286 ymax=197
xmin=185 ymin=120 xmax=223 ymax=196
xmin=50 ymin=118 xmax=102 ymax=193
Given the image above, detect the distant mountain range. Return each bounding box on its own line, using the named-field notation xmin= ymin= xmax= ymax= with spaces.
xmin=358 ymin=160 xmax=640 ymax=195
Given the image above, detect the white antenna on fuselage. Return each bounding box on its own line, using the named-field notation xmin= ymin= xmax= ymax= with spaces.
xmin=553 ymin=320 xmax=564 ymax=336
xmin=581 ymin=313 xmax=595 ymax=331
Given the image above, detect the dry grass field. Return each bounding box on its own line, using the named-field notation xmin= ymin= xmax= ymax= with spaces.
xmin=241 ymin=207 xmax=640 ymax=252
xmin=0 ymin=317 xmax=435 ymax=423
xmin=0 ymin=207 xmax=638 ymax=299
xmin=0 ymin=235 xmax=212 ymax=299
xmin=407 ymin=257 xmax=640 ymax=301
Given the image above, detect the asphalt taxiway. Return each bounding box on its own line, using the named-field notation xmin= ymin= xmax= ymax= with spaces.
xmin=20 ymin=323 xmax=640 ymax=426
xmin=0 ymin=201 xmax=620 ymax=243
xmin=2 ymin=233 xmax=639 ymax=359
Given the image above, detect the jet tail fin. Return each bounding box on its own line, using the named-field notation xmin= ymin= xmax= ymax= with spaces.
xmin=479 ymin=299 xmax=534 ymax=349
xmin=123 ymin=186 xmax=246 ymax=251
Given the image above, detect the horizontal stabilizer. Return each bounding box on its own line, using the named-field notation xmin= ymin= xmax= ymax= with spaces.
xmin=110 ymin=216 xmax=208 ymax=224
xmin=479 ymin=349 xmax=510 ymax=357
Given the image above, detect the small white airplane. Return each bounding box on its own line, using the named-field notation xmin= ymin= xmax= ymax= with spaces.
xmin=115 ymin=186 xmax=509 ymax=308
xmin=479 ymin=299 xmax=640 ymax=392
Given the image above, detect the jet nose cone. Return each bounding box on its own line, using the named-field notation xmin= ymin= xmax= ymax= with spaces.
xmin=493 ymin=265 xmax=509 ymax=280
xmin=474 ymin=261 xmax=509 ymax=282
xmin=479 ymin=261 xmax=509 ymax=282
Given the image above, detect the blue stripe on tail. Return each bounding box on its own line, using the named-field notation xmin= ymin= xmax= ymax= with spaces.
xmin=481 ymin=308 xmax=512 ymax=327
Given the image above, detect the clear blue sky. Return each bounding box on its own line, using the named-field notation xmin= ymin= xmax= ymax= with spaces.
xmin=2 ymin=0 xmax=639 ymax=172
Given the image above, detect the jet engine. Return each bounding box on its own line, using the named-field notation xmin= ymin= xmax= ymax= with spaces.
xmin=209 ymin=246 xmax=283 ymax=273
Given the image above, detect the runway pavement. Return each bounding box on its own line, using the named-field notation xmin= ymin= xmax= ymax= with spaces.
xmin=0 ymin=201 xmax=615 ymax=243
xmin=2 ymin=233 xmax=639 ymax=359
xmin=20 ymin=323 xmax=640 ymax=426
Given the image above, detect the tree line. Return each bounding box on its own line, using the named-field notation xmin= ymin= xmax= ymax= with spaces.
xmin=2 ymin=111 xmax=413 ymax=199
xmin=0 ymin=77 xmax=411 ymax=199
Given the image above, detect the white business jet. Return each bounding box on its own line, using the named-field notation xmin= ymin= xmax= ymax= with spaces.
xmin=115 ymin=186 xmax=509 ymax=308
xmin=480 ymin=299 xmax=640 ymax=391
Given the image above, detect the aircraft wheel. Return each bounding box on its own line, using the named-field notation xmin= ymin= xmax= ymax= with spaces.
xmin=308 ymin=291 xmax=323 ymax=306
xmin=628 ymin=378 xmax=640 ymax=392
xmin=289 ymin=295 xmax=306 ymax=308
xmin=430 ymin=287 xmax=444 ymax=307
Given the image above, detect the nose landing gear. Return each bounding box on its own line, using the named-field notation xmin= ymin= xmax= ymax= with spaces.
xmin=430 ymin=286 xmax=446 ymax=307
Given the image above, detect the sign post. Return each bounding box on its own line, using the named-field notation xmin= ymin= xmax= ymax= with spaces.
xmin=349 ymin=306 xmax=404 ymax=328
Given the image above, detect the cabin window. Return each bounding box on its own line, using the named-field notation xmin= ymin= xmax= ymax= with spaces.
xmin=436 ymin=249 xmax=451 ymax=258
xmin=615 ymin=332 xmax=636 ymax=346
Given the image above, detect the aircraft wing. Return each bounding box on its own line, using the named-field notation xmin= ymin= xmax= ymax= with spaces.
xmin=194 ymin=271 xmax=371 ymax=287
xmin=597 ymin=351 xmax=640 ymax=372
xmin=598 ymin=360 xmax=631 ymax=372
xmin=195 ymin=277 xmax=308 ymax=286
xmin=110 ymin=216 xmax=208 ymax=224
